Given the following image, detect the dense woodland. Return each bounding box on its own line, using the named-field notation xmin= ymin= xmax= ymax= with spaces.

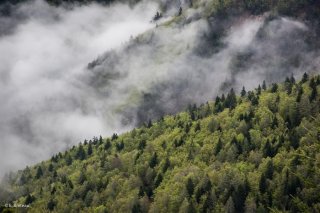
xmin=1 ymin=73 xmax=320 ymax=212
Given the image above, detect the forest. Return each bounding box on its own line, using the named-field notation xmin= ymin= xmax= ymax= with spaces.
xmin=0 ymin=0 xmax=320 ymax=213
xmin=1 ymin=73 xmax=320 ymax=212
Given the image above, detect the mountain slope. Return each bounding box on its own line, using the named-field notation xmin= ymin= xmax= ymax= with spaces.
xmin=1 ymin=73 xmax=320 ymax=212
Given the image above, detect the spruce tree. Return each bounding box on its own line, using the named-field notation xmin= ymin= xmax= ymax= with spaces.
xmin=35 ymin=166 xmax=43 ymax=179
xmin=76 ymin=145 xmax=86 ymax=160
xmin=149 ymin=152 xmax=158 ymax=168
xmin=241 ymin=86 xmax=246 ymax=97
xmin=87 ymin=143 xmax=93 ymax=156
xmin=262 ymin=80 xmax=267 ymax=90
xmin=301 ymin=72 xmax=309 ymax=83
xmin=104 ymin=139 xmax=111 ymax=150
xmin=186 ymin=178 xmax=195 ymax=198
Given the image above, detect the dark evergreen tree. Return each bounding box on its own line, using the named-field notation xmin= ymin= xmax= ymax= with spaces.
xmin=271 ymin=83 xmax=278 ymax=93
xmin=116 ymin=141 xmax=124 ymax=151
xmin=65 ymin=155 xmax=73 ymax=166
xmin=138 ymin=140 xmax=146 ymax=150
xmin=257 ymin=84 xmax=262 ymax=95
xmin=99 ymin=135 xmax=103 ymax=145
xmin=301 ymin=72 xmax=309 ymax=83
xmin=259 ymin=174 xmax=267 ymax=194
xmin=188 ymin=201 xmax=197 ymax=213
xmin=215 ymin=96 xmax=221 ymax=106
xmin=263 ymin=139 xmax=273 ymax=157
xmin=132 ymin=203 xmax=142 ymax=213
xmin=51 ymin=186 xmax=56 ymax=195
xmin=262 ymin=80 xmax=267 ymax=90
xmin=309 ymin=85 xmax=317 ymax=102
xmin=214 ymin=138 xmax=223 ymax=155
xmin=104 ymin=139 xmax=111 ymax=150
xmin=25 ymin=194 xmax=35 ymax=205
xmin=265 ymin=160 xmax=274 ymax=180
xmin=87 ymin=143 xmax=93 ymax=156
xmin=225 ymin=88 xmax=237 ymax=109
xmin=203 ymin=192 xmax=214 ymax=212
xmin=76 ymin=145 xmax=86 ymax=160
xmin=241 ymin=86 xmax=246 ymax=97
xmin=48 ymin=164 xmax=53 ymax=172
xmin=309 ymin=78 xmax=316 ymax=88
xmin=186 ymin=178 xmax=195 ymax=198
xmin=47 ymin=199 xmax=56 ymax=211
xmin=162 ymin=158 xmax=170 ymax=173
xmin=35 ymin=166 xmax=43 ymax=179
xmin=149 ymin=152 xmax=158 ymax=168
xmin=78 ymin=172 xmax=86 ymax=184
xmin=145 ymin=186 xmax=153 ymax=198
xmin=232 ymin=184 xmax=247 ymax=213
xmin=221 ymin=94 xmax=226 ymax=102
xmin=195 ymin=122 xmax=201 ymax=132
xmin=111 ymin=133 xmax=118 ymax=140
xmin=296 ymin=86 xmax=303 ymax=102
xmin=138 ymin=186 xmax=144 ymax=198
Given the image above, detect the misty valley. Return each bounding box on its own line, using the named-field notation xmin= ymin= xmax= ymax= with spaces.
xmin=0 ymin=0 xmax=320 ymax=212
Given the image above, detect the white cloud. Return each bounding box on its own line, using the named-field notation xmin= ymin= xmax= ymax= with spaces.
xmin=0 ymin=0 xmax=157 ymax=176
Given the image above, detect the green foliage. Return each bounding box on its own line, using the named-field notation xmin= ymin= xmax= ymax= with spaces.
xmin=3 ymin=74 xmax=320 ymax=212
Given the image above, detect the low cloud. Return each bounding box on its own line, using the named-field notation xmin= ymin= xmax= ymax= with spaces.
xmin=0 ymin=0 xmax=157 ymax=176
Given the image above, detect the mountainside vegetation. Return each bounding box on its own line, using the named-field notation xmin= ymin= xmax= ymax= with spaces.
xmin=1 ymin=73 xmax=320 ymax=212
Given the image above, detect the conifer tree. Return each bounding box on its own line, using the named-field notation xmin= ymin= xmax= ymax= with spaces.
xmin=149 ymin=152 xmax=158 ymax=168
xmin=104 ymin=139 xmax=111 ymax=150
xmin=241 ymin=86 xmax=246 ymax=97
xmin=35 ymin=167 xmax=43 ymax=179
xmin=87 ymin=143 xmax=93 ymax=156
xmin=76 ymin=144 xmax=86 ymax=160
xmin=301 ymin=72 xmax=309 ymax=83
xmin=262 ymin=80 xmax=267 ymax=90
xmin=186 ymin=178 xmax=195 ymax=198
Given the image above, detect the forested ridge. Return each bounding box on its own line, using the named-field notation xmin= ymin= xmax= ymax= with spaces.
xmin=1 ymin=73 xmax=320 ymax=212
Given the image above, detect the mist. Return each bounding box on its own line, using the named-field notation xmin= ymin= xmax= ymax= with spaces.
xmin=0 ymin=0 xmax=157 ymax=176
xmin=88 ymin=13 xmax=320 ymax=124
xmin=1 ymin=0 xmax=320 ymax=177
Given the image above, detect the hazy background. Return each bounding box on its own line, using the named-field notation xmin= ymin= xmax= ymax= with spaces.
xmin=0 ymin=0 xmax=319 ymax=176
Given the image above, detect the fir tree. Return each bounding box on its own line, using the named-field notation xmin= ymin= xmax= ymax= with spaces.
xmin=76 ymin=144 xmax=86 ymax=160
xmin=301 ymin=72 xmax=309 ymax=83
xmin=149 ymin=152 xmax=158 ymax=168
xmin=87 ymin=143 xmax=93 ymax=156
xmin=262 ymin=80 xmax=267 ymax=90
xmin=241 ymin=86 xmax=247 ymax=97
xmin=35 ymin=166 xmax=43 ymax=179
xmin=186 ymin=178 xmax=195 ymax=198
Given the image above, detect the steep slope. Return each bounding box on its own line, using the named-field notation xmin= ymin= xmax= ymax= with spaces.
xmin=1 ymin=73 xmax=320 ymax=212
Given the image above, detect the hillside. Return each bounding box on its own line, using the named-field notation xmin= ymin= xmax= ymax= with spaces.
xmin=1 ymin=73 xmax=320 ymax=212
